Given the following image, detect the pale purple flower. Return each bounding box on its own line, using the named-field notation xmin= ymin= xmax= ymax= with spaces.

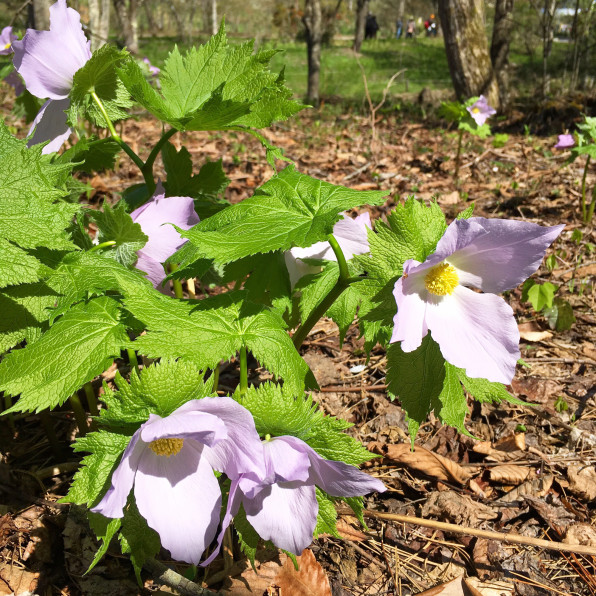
xmin=285 ymin=212 xmax=372 ymax=287
xmin=92 ymin=397 xmax=266 ymax=565
xmin=131 ymin=185 xmax=199 ymax=289
xmin=0 ymin=26 xmax=17 ymax=55
xmin=142 ymin=57 xmax=160 ymax=76
xmin=467 ymin=95 xmax=496 ymax=127
xmin=12 ymin=0 xmax=91 ymax=153
xmin=554 ymin=134 xmax=575 ymax=149
xmin=205 ymin=435 xmax=385 ymax=562
xmin=391 ymin=217 xmax=564 ymax=384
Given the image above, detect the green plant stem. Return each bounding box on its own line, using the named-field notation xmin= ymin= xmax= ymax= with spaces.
xmin=239 ymin=346 xmax=248 ymax=395
xmin=211 ymin=363 xmax=220 ymax=393
xmin=89 ymin=240 xmax=116 ymax=252
xmin=170 ymin=264 xmax=185 ymax=298
xmin=83 ymin=382 xmax=99 ymax=417
xmin=142 ymin=128 xmax=178 ymax=194
xmin=39 ymin=410 xmax=61 ymax=458
xmin=454 ymin=128 xmax=464 ymax=180
xmin=90 ymin=91 xmax=150 ymax=187
xmin=587 ymin=185 xmax=596 ymax=223
xmin=292 ymin=233 xmax=352 ymax=349
xmin=127 ymin=348 xmax=140 ymax=375
xmin=69 ymin=392 xmax=88 ymax=436
xmin=581 ymin=155 xmax=591 ymax=222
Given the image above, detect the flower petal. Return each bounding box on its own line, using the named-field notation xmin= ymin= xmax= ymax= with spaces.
xmin=188 ymin=397 xmax=266 ymax=481
xmin=426 ymin=285 xmax=520 ymax=384
xmin=134 ymin=441 xmax=221 ymax=564
xmin=27 ymin=98 xmax=71 ymax=154
xmin=91 ymin=430 xmax=145 ymax=518
xmin=12 ymin=0 xmax=91 ymax=99
xmin=131 ymin=191 xmax=199 ymax=263
xmin=444 ymin=218 xmax=565 ymax=292
xmin=244 ymin=482 xmax=318 ymax=555
xmin=555 ymin=134 xmax=574 ymax=149
xmin=334 ymin=212 xmax=372 ymax=259
xmin=278 ymin=436 xmax=386 ymax=497
xmin=0 ymin=26 xmax=17 ymax=55
xmin=139 ymin=410 xmax=227 ymax=447
xmin=264 ymin=438 xmax=311 ymax=483
xmin=390 ymin=260 xmax=430 ymax=350
xmin=135 ymin=250 xmax=168 ymax=289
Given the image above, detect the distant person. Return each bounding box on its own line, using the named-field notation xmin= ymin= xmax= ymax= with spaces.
xmin=365 ymin=14 xmax=379 ymax=40
xmin=427 ymin=14 xmax=438 ymax=37
xmin=406 ymin=18 xmax=415 ymax=38
xmin=396 ymin=18 xmax=403 ymax=39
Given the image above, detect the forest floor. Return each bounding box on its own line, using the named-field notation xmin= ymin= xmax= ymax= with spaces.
xmin=0 ymin=103 xmax=595 ymax=596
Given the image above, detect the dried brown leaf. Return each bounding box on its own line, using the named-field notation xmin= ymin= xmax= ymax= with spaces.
xmin=567 ymin=465 xmax=596 ymax=501
xmin=563 ymin=523 xmax=596 ymax=547
xmin=496 ymin=473 xmax=553 ymax=503
xmin=335 ymin=519 xmax=368 ymax=542
xmin=415 ymin=575 xmax=484 ymax=596
xmin=489 ymin=465 xmax=534 ymax=486
xmin=385 ymin=444 xmax=471 ymax=485
xmin=421 ymin=491 xmax=498 ymax=527
xmin=518 ymin=322 xmax=552 ymax=342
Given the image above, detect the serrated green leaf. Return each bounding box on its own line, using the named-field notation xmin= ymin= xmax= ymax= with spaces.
xmin=123 ymin=288 xmax=309 ymax=394
xmin=326 ymin=284 xmax=361 ymax=346
xmin=0 ymin=121 xmax=78 ymax=250
xmin=241 ymin=252 xmax=292 ymax=315
xmin=455 ymin=367 xmax=527 ymax=406
xmin=0 ymin=282 xmax=57 ymax=353
xmin=63 ymin=430 xmax=131 ymax=506
xmin=459 ymin=120 xmax=491 ymax=138
xmin=1 ymin=296 xmax=129 ymax=413
xmin=433 ymin=363 xmax=469 ymax=435
xmin=87 ymin=512 xmax=122 ymax=573
xmin=0 ymin=239 xmax=50 ymax=288
xmin=386 ymin=335 xmax=445 ymax=439
xmin=233 ymin=505 xmax=261 ymax=565
xmin=182 ymin=166 xmax=388 ymax=265
xmin=543 ymin=296 xmax=575 ymax=331
xmin=91 ymin=203 xmax=148 ymax=268
xmin=59 ymin=137 xmax=121 ymax=173
xmin=119 ymin=500 xmax=161 ymax=584
xmin=118 ymin=25 xmax=304 ymax=132
xmin=314 ymin=488 xmax=340 ymax=538
xmin=99 ymin=360 xmax=213 ymax=430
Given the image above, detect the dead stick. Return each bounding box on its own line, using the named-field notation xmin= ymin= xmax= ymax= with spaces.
xmin=143 ymin=559 xmax=219 ymax=596
xmin=350 ymin=510 xmax=596 ymax=557
xmin=319 ymin=384 xmax=388 ymax=393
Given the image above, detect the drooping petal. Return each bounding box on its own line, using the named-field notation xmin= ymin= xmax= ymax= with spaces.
xmin=285 ymin=242 xmax=327 ymax=288
xmin=263 ymin=438 xmax=311 ymax=483
xmin=443 ymin=218 xmax=565 ymax=292
xmin=135 ymin=250 xmax=168 ymax=289
xmin=134 ymin=441 xmax=221 ymax=564
xmin=131 ymin=191 xmax=199 ymax=263
xmin=278 ymin=436 xmax=386 ymax=497
xmin=425 ymin=285 xmax=520 ymax=384
xmin=555 ymin=134 xmax=574 ymax=149
xmin=333 ymin=212 xmax=372 ymax=259
xmin=91 ymin=430 xmax=146 ymax=518
xmin=139 ymin=410 xmax=227 ymax=447
xmin=390 ymin=260 xmax=430 ymax=350
xmin=243 ymin=481 xmax=318 ymax=555
xmin=188 ymin=397 xmax=266 ymax=481
xmin=27 ymin=98 xmax=72 ymax=154
xmin=0 ymin=26 xmax=17 ymax=55
xmin=12 ymin=0 xmax=91 ymax=100
xmin=4 ymin=70 xmax=25 ymax=96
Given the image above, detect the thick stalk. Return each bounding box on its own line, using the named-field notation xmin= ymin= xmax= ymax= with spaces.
xmin=39 ymin=410 xmax=61 ymax=458
xmin=238 ymin=346 xmax=248 ymax=395
xmin=90 ymin=91 xmax=150 ymax=187
xmin=210 ymin=363 xmax=220 ymax=393
xmin=169 ymin=264 xmax=184 ymax=299
xmin=581 ymin=155 xmax=591 ymax=222
xmin=142 ymin=128 xmax=178 ymax=194
xmin=89 ymin=240 xmax=116 ymax=252
xmin=69 ymin=393 xmax=88 ymax=436
xmin=292 ymin=234 xmax=352 ymax=349
xmin=587 ymin=185 xmax=596 ymax=223
xmin=454 ymin=128 xmax=464 ymax=180
xmin=83 ymin=382 xmax=99 ymax=417
xmin=127 ymin=348 xmax=140 ymax=375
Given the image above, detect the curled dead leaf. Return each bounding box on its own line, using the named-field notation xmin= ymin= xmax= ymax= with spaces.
xmin=489 ymin=465 xmax=534 ymax=486
xmin=564 ymin=523 xmax=596 ymax=548
xmin=335 ymin=519 xmax=368 ymax=542
xmin=415 ymin=574 xmax=484 ymax=596
xmin=567 ymin=465 xmax=596 ymax=502
xmin=518 ymin=321 xmax=552 ymax=342
xmin=421 ymin=491 xmax=498 ymax=527
xmin=496 ymin=473 xmax=553 ymax=503
xmin=384 ymin=443 xmax=471 ymax=485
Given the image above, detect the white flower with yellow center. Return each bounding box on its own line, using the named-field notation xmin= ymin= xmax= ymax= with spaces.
xmin=391 ymin=217 xmax=564 ymax=384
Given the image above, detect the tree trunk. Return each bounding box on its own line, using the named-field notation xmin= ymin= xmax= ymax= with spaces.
xmin=303 ymin=0 xmax=323 ymax=106
xmin=89 ymin=0 xmax=111 ymax=51
xmin=143 ymin=0 xmax=159 ymax=33
xmin=32 ymin=0 xmax=50 ymax=29
xmin=540 ymin=0 xmax=557 ymax=97
xmin=437 ymin=0 xmax=500 ymax=109
xmin=113 ymin=0 xmax=139 ymax=54
xmin=490 ymin=0 xmax=514 ymax=109
xmin=353 ymin=0 xmax=368 ymax=52
xmin=211 ymin=0 xmax=218 ymax=35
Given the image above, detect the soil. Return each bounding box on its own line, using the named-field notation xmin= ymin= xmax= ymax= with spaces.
xmin=0 ymin=102 xmax=595 ymax=596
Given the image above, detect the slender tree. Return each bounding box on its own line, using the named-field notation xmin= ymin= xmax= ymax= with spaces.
xmin=303 ymin=0 xmax=323 ymax=106
xmin=89 ymin=0 xmax=111 ymax=51
xmin=438 ymin=0 xmax=500 ymax=109
xmin=490 ymin=0 xmax=514 ymax=108
xmin=353 ymin=0 xmax=369 ymax=52
xmin=113 ymin=0 xmax=139 ymax=54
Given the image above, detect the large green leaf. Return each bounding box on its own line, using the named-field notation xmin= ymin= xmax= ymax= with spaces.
xmin=1 ymin=296 xmax=129 ymax=413
xmin=180 ymin=166 xmax=388 ymax=264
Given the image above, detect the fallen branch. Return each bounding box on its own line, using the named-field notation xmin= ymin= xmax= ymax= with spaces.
xmin=347 ymin=509 xmax=596 ymax=557
xmin=144 ymin=559 xmax=219 ymax=596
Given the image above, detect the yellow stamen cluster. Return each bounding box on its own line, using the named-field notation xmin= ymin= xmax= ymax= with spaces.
xmin=472 ymin=107 xmax=480 ymax=113
xmin=3 ymin=43 xmax=11 ymax=50
xmin=424 ymin=263 xmax=459 ymax=296
xmin=149 ymin=437 xmax=184 ymax=457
